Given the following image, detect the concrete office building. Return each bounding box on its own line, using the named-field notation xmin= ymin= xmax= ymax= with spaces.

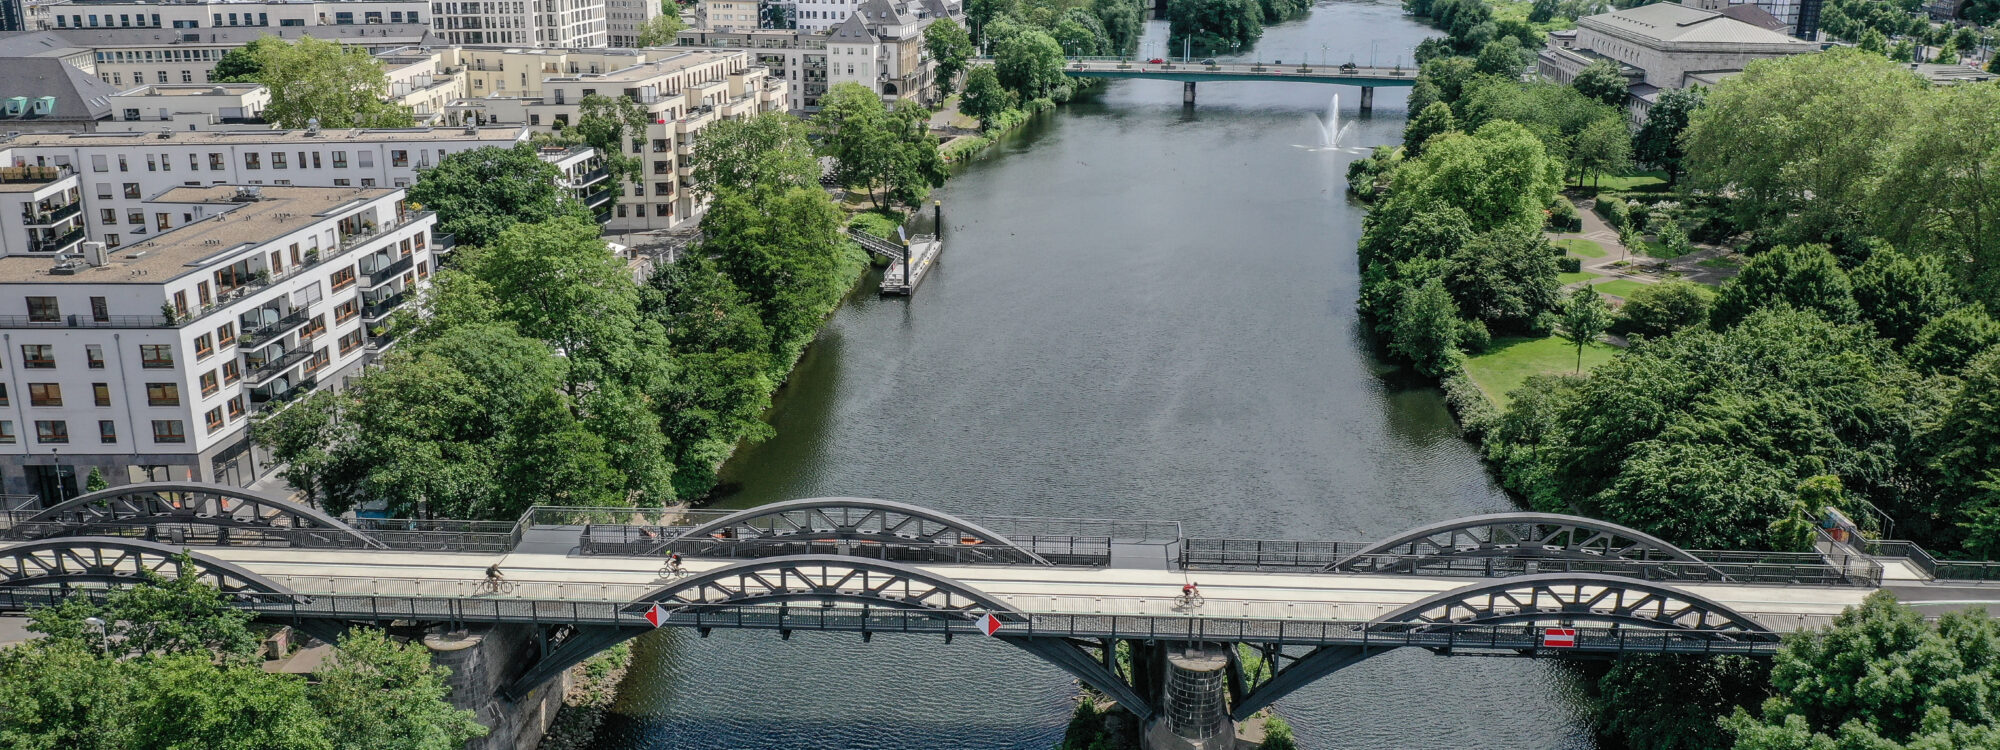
xmin=0 ymin=183 xmax=438 ymax=498
xmin=678 ymin=27 xmax=827 ymax=111
xmin=1539 ymin=3 xmax=1816 ymax=119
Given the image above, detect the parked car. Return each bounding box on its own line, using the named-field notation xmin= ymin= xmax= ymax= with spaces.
xmin=1200 ymin=58 xmax=1217 ymax=65
xmin=1147 ymin=58 xmax=1165 ymax=64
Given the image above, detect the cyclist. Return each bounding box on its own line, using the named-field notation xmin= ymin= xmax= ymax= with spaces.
xmin=1179 ymin=582 xmax=1200 ymax=605
xmin=667 ymin=552 xmax=684 ymax=575
xmin=486 ymin=563 xmax=505 ymax=585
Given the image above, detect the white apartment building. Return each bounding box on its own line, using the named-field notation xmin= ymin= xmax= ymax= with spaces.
xmin=74 ymin=24 xmax=435 ymax=90
xmin=824 ymin=0 xmax=956 ymax=105
xmin=26 ymin=0 xmax=428 ymax=31
xmin=794 ymin=0 xmax=859 ymax=32
xmin=0 ymin=164 xmax=88 ymax=261
xmin=696 ymin=0 xmax=757 ymax=31
xmin=0 ymin=125 xmax=549 ymax=248
xmin=430 ymin=0 xmax=607 ymax=47
xmin=679 ymin=27 xmax=828 ymax=111
xmin=99 ymin=83 xmax=270 ymax=132
xmin=604 ymin=0 xmax=662 ymax=46
xmin=0 ymin=184 xmax=437 ymax=498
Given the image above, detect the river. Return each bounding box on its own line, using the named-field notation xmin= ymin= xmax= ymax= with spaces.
xmin=592 ymin=3 xmax=1600 ymax=747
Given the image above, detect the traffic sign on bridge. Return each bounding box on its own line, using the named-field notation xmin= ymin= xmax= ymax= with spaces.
xmin=1543 ymin=628 xmax=1577 ymax=648
xmin=645 ymin=603 xmax=666 ymax=628
xmin=977 ymin=612 xmax=1003 ymax=637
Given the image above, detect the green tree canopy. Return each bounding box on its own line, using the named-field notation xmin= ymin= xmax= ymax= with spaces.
xmin=1850 ymin=246 xmax=1960 ymax=347
xmin=925 ymin=17 xmax=975 ymax=95
xmin=407 ymin=144 xmax=592 ymax=248
xmin=245 ymin=36 xmax=415 ymax=129
xmin=211 ymin=36 xmax=284 ymax=83
xmin=959 ymin=65 xmax=1019 ymax=127
xmin=1391 ymin=278 xmax=1463 ymax=377
xmin=1711 ymin=244 xmax=1861 ymax=329
xmin=1570 ymin=59 xmax=1629 ymax=108
xmin=1167 ymin=0 xmax=1264 ymax=50
xmin=687 ymin=112 xmax=821 ymax=199
xmin=994 ymin=28 xmax=1070 ymax=99
xmin=1402 ymin=101 xmax=1458 ymax=157
xmin=1907 ymin=305 xmax=2000 ymax=375
xmin=1555 ymin=286 xmax=1611 ymax=371
xmin=635 ymin=13 xmax=686 ymax=46
xmin=1616 ymin=280 xmax=1714 ymax=340
xmin=1871 ymin=81 xmax=2000 ymax=306
xmin=1633 ymin=85 xmax=1702 ymax=184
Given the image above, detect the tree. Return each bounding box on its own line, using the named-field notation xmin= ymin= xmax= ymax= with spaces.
xmin=1871 ymin=83 xmax=2000 ymax=307
xmin=1259 ymin=714 xmax=1299 ymax=750
xmin=1907 ymin=305 xmax=2000 ymax=374
xmin=249 ymin=37 xmax=414 ymax=129
xmin=994 ymin=28 xmax=1069 ymax=100
xmin=1724 ymin=592 xmax=2000 ymax=749
xmin=1617 ymin=280 xmax=1714 ymax=339
xmin=925 ymin=18 xmax=975 ymax=96
xmin=959 ymin=66 xmax=1019 ymax=127
xmin=1402 ymin=101 xmax=1457 ymax=157
xmin=1093 ymin=0 xmax=1143 ymax=54
xmin=1052 ymin=9 xmax=1109 ymax=57
xmin=635 ymin=13 xmax=685 ymax=47
xmin=571 ymin=93 xmax=652 ymax=203
xmin=312 ymin=629 xmax=486 ymax=750
xmin=211 ymin=36 xmax=284 ymax=83
xmin=1167 ymin=0 xmax=1264 ymax=50
xmin=1926 ymin=349 xmax=2000 ymax=556
xmin=686 ymin=112 xmax=821 ymax=199
xmin=1528 ymin=0 xmax=1557 ymax=22
xmin=1858 ymin=27 xmax=1889 ymax=55
xmin=965 ymin=0 xmax=1017 ymax=46
xmin=1390 ymin=279 xmax=1462 ymax=377
xmin=1571 ymin=59 xmax=1630 ymax=108
xmin=1594 ymin=656 xmax=1770 ymax=750
xmin=407 ymin=144 xmax=591 ymax=248
xmin=1444 ymin=224 xmax=1562 ymax=330
xmin=1473 ymin=37 xmax=1528 ymax=77
xmin=1633 ymin=86 xmax=1702 ymax=184
xmin=1711 ymin=244 xmax=1861 ymax=328
xmin=1683 ymin=49 xmax=1925 ymax=237
xmin=1571 ymin=111 xmax=1632 ymax=186
xmin=82 ymin=467 xmax=107 ymax=492
xmin=473 ymin=216 xmax=669 ymax=399
xmin=1934 ymin=40 xmax=1960 ymax=64
xmin=698 ymin=185 xmax=854 ymax=357
xmin=812 ymin=85 xmax=944 ymax=210
xmin=1850 ymin=246 xmax=1959 ymax=346
xmin=1555 ymin=287 xmax=1610 ymax=371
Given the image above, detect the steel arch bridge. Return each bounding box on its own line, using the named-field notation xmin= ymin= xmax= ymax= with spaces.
xmin=0 ymin=536 xmax=306 ymax=600
xmin=1327 ymin=512 xmax=1718 ymax=575
xmin=0 ymin=482 xmax=382 ymax=549
xmin=660 ymin=497 xmax=1055 ymax=565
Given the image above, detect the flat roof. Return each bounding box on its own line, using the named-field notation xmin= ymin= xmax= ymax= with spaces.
xmin=0 ymin=185 xmax=396 ymax=284
xmin=4 ymin=125 xmax=525 ymax=148
xmin=112 ymin=83 xmax=265 ymax=97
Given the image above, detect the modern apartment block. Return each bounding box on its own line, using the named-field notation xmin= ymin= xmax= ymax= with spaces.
xmin=0 ymin=125 xmax=586 ymax=247
xmin=430 ymin=0 xmax=607 ymax=47
xmin=445 ymin=48 xmax=786 ymax=231
xmin=696 ymin=0 xmax=759 ymax=31
xmin=24 ymin=0 xmax=428 ymax=31
xmin=0 ymin=184 xmax=439 ymax=499
xmin=678 ymin=27 xmax=828 ymax=111
xmin=604 ymin=0 xmax=663 ymax=47
xmin=98 ymin=83 xmax=271 ymax=132
xmin=71 ymin=24 xmax=436 ymax=90
xmin=823 ymin=0 xmax=958 ymax=107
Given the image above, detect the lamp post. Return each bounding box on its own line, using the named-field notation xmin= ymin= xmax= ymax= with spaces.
xmin=49 ymin=446 xmax=64 ymax=503
xmin=85 ymin=616 xmax=107 ymax=655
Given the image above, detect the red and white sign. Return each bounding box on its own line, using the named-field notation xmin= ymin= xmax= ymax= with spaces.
xmin=1542 ymin=627 xmax=1577 ymax=648
xmin=976 ymin=612 xmax=1003 ymax=637
xmin=644 ymin=603 xmax=666 ymax=628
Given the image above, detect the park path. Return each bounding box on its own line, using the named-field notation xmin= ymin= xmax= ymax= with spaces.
xmin=1548 ymin=196 xmax=1741 ymax=304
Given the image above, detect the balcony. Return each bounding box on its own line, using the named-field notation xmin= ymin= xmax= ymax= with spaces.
xmin=244 ymin=347 xmax=311 ymax=385
xmin=21 ymin=202 xmax=81 ymax=227
xmin=583 ymin=187 xmax=615 ymax=210
xmin=572 ymin=165 xmax=610 ymax=187
xmin=239 ymin=305 xmax=311 ymax=347
xmin=361 ymin=254 xmax=414 ymax=288
xmin=0 ymin=314 xmax=171 ymax=329
xmin=28 ymin=227 xmax=85 ymax=254
xmin=433 ymin=234 xmax=456 ymax=254
xmin=361 ymin=292 xmax=407 ymax=321
xmin=250 ymin=375 xmax=318 ymax=414
xmin=0 ymin=164 xmax=73 ymax=187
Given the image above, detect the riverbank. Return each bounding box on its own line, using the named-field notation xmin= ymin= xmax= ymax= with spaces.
xmin=535 ymin=644 xmax=633 ymax=750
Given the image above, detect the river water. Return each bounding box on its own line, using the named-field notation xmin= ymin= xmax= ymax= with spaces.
xmin=593 ymin=3 xmax=1599 ymax=747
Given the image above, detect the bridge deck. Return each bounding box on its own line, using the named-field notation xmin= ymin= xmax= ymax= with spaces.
xmin=190 ymin=547 xmax=1887 ymax=632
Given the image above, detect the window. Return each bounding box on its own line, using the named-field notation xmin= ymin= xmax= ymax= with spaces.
xmin=146 ymin=383 xmax=180 ymax=406
xmin=34 ymin=420 xmax=66 ymax=444
xmin=27 ymin=384 xmax=61 ymax=407
xmin=333 ymin=179 xmax=351 ymax=187
xmin=151 ymin=420 xmax=185 ymax=444
xmin=123 ymin=183 xmax=140 ymax=199
xmin=0 ymin=421 xmax=14 ymax=444
xmin=90 ymin=297 xmax=108 ymax=322
xmin=173 ymin=291 xmax=187 ymax=316
xmin=205 ymin=408 xmax=223 ymax=433
xmin=334 ymin=299 xmax=358 ymax=323
xmin=118 ymin=155 xmax=129 ymax=172
xmin=21 ymin=345 xmax=54 ymax=369
xmin=273 ymin=152 xmax=287 ymax=169
xmin=182 ymin=70 xmax=192 ymax=83
xmin=106 ymin=234 xmax=120 ymax=248
xmin=311 ymin=152 xmax=321 ymax=169
xmin=244 ymin=152 xmax=260 ymax=169
xmin=156 ymin=213 xmax=170 ymax=231
xmin=85 ymin=345 xmax=103 ymax=369
xmin=208 ymin=153 xmax=225 ymax=170
xmin=226 ymin=395 xmax=244 ymax=420
xmin=99 ymin=420 xmax=117 ymax=444
xmin=329 ymin=267 xmax=356 ymax=290
xmin=300 ymin=315 xmax=326 ymax=341
xmin=91 ymin=154 xmax=108 ymax=172
xmin=391 ymin=150 xmax=408 ymax=167
xmin=360 ymin=178 xmax=376 ymax=188
xmin=222 ymin=360 xmax=240 ymax=384
xmin=217 ymin=323 xmax=235 ymax=348
xmin=100 ymin=208 xmax=117 ymax=224
xmin=25 ymin=297 xmax=59 ymax=323
xmin=358 ymin=151 xmax=373 ymax=168
xmin=338 ymin=330 xmax=363 ymax=355
xmin=194 ymin=334 xmax=213 ymax=359
xmin=0 ymin=383 xmax=8 ymax=406
xmin=332 ymin=151 xmax=348 ymax=168
xmin=139 ymin=345 xmax=173 ymax=368
xmin=200 ymin=371 xmax=218 ymax=396
xmin=93 ymin=383 xmax=110 ymax=407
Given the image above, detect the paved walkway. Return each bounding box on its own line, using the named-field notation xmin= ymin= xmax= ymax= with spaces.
xmin=1548 ymin=196 xmax=1741 ymax=303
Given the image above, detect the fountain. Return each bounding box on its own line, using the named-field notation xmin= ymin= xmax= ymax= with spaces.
xmin=1316 ymin=93 xmax=1352 ymax=148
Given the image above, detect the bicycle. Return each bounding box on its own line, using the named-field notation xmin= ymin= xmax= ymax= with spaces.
xmin=1175 ymin=590 xmax=1205 ymax=610
xmin=475 ymin=578 xmax=516 ymax=595
xmin=658 ymin=560 xmax=688 ymax=580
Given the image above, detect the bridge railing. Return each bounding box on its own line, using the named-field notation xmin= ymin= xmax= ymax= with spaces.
xmin=1179 ymin=538 xmax=1882 ymax=586
xmin=0 ymin=588 xmax=1798 ymax=653
xmin=1855 ymin=538 xmax=2000 ymax=582
xmin=574 ymin=523 xmax=1116 ymax=566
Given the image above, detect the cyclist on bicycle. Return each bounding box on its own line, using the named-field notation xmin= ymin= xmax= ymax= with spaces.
xmin=486 ymin=564 xmax=505 ymax=584
xmin=667 ymin=552 xmax=684 ymax=574
xmin=1180 ymin=582 xmax=1200 ymax=604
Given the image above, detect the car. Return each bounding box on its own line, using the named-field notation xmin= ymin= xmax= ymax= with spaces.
xmin=1200 ymin=58 xmax=1217 ymax=66
xmin=1147 ymin=58 xmax=1165 ymax=64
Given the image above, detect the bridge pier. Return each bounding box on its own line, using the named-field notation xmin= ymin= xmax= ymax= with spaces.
xmin=1143 ymin=643 xmax=1236 ymax=750
xmin=1359 ymin=86 xmax=1374 ymax=112
xmin=427 ymin=626 xmax=571 ymax=750
xmin=1183 ymin=81 xmax=1196 ymax=106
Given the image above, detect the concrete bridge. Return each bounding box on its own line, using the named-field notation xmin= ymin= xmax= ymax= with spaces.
xmin=2 ymin=484 xmax=1996 ymax=748
xmin=975 ymin=57 xmax=1417 ymax=107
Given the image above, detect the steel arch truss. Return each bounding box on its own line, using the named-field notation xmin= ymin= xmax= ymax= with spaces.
xmin=1371 ymin=573 xmax=1776 ymax=636
xmin=0 ymin=536 xmax=304 ymax=602
xmin=1328 ymin=513 xmax=1715 ymax=574
xmin=630 ymin=554 xmax=1030 ymax=617
xmin=665 ymin=497 xmax=1052 ymax=565
xmin=5 ymin=482 xmax=382 ymax=549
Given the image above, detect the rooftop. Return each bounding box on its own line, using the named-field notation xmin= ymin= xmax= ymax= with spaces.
xmin=1582 ymin=3 xmax=1816 ymax=47
xmin=51 ymin=24 xmax=435 ymax=48
xmin=4 ymin=125 xmax=527 ymax=147
xmin=0 ymin=58 xmax=117 ymax=122
xmin=0 ymin=31 xmax=88 ymax=58
xmin=542 ymin=50 xmax=743 ymax=83
xmin=0 ymin=185 xmax=397 ymax=284
xmin=112 ymin=83 xmax=266 ymax=98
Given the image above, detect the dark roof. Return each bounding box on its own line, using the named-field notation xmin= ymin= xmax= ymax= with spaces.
xmin=828 ymin=14 xmax=876 ymax=42
xmin=0 ymin=58 xmax=116 ymax=123
xmin=1716 ymin=4 xmax=1789 ymax=32
xmin=0 ymin=31 xmax=86 ymax=58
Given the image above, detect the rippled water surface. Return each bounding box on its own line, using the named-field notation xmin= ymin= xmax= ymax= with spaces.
xmin=593 ymin=3 xmax=1600 ymax=747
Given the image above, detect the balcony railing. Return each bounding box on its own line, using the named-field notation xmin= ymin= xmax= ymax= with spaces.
xmin=21 ymin=202 xmax=81 ymax=227
xmin=28 ymin=227 xmax=85 ymax=254
xmin=361 ymin=254 xmax=414 ymax=288
xmin=250 ymin=374 xmax=318 ymax=414
xmin=361 ymin=292 xmax=407 ymax=321
xmin=583 ymin=188 xmax=615 ymax=209
xmin=240 ymin=305 xmax=311 ymax=347
xmin=0 ymin=164 xmax=73 ymax=185
xmin=0 ymin=314 xmax=172 ymax=329
xmin=433 ymin=234 xmax=456 ymax=253
xmin=245 ymin=348 xmax=311 ymax=385
xmin=572 ymin=166 xmax=610 ymax=186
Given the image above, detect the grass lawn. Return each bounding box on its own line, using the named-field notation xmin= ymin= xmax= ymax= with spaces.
xmin=1592 ymin=279 xmax=1651 ymax=299
xmin=1558 ymin=271 xmax=1601 ymax=284
xmin=1464 ymin=336 xmax=1620 ymax=408
xmin=1632 ymin=238 xmax=1695 ymax=260
xmin=1595 ymin=171 xmax=1669 ymax=191
xmin=1554 ymin=238 xmax=1607 ymax=258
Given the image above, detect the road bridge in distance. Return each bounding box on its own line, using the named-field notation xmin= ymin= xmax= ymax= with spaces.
xmin=972 ymin=56 xmax=1418 ymax=107
xmin=2 ymin=484 xmax=1996 ymax=748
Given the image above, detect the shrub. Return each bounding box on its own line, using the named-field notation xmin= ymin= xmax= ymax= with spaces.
xmin=1616 ymin=280 xmax=1715 ymax=339
xmin=1460 ymin=317 xmax=1493 ymax=353
xmin=1558 ymin=256 xmax=1583 ymax=273
xmin=1594 ymin=195 xmax=1630 ymax=231
xmin=1548 ymin=195 xmax=1582 ymax=231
